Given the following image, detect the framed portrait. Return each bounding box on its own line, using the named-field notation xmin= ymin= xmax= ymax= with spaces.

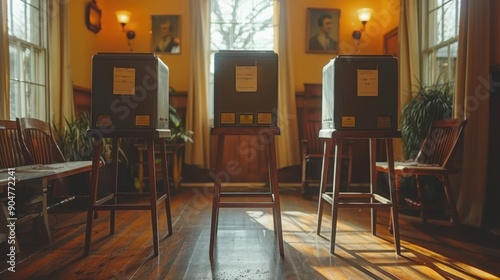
xmin=151 ymin=15 xmax=181 ymax=54
xmin=306 ymin=8 xmax=340 ymax=54
xmin=85 ymin=0 xmax=101 ymax=34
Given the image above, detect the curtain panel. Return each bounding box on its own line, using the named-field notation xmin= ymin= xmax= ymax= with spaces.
xmin=49 ymin=0 xmax=74 ymax=133
xmin=453 ymin=0 xmax=490 ymax=227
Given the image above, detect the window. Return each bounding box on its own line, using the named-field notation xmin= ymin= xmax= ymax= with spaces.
xmin=421 ymin=0 xmax=461 ymax=85
xmin=7 ymin=0 xmax=49 ymax=121
xmin=209 ymin=0 xmax=276 ymax=119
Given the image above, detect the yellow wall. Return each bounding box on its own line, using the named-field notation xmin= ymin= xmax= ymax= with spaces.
xmin=70 ymin=0 xmax=399 ymax=91
xmin=70 ymin=0 xmax=101 ymax=88
xmin=70 ymin=0 xmax=189 ymax=89
xmin=289 ymin=0 xmax=400 ymax=90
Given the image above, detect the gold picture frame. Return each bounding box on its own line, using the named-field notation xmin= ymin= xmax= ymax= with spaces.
xmin=306 ymin=8 xmax=340 ymax=54
xmin=151 ymin=15 xmax=181 ymax=54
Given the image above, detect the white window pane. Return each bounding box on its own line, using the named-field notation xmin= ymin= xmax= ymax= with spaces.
xmin=27 ymin=0 xmax=40 ymax=7
xmin=34 ymin=49 xmax=46 ymax=84
xmin=21 ymin=46 xmax=32 ymax=82
xmin=27 ymin=84 xmax=46 ymax=119
xmin=10 ymin=0 xmax=26 ymax=40
xmin=28 ymin=5 xmax=40 ymax=44
xmin=429 ymin=9 xmax=441 ymax=46
xmin=435 ymin=46 xmax=449 ymax=83
xmin=9 ymin=81 xmax=20 ymax=120
xmin=442 ymin=2 xmax=456 ymax=42
xmin=9 ymin=43 xmax=20 ymax=80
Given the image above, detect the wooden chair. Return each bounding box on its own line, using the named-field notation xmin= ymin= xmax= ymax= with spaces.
xmin=16 ymin=117 xmax=65 ymax=165
xmin=0 ymin=119 xmax=33 ymax=168
xmin=17 ymin=117 xmax=79 ymax=197
xmin=300 ymin=83 xmax=352 ymax=198
xmin=0 ymin=119 xmax=48 ymax=251
xmin=376 ymin=118 xmax=467 ymax=226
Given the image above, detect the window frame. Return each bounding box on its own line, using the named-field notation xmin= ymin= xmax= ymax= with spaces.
xmin=7 ymin=0 xmax=50 ymax=121
xmin=420 ymin=0 xmax=461 ymax=86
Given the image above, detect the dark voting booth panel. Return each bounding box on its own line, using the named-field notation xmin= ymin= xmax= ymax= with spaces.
xmin=322 ymin=55 xmax=398 ymax=130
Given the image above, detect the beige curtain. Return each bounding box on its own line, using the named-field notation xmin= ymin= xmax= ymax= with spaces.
xmin=185 ymin=0 xmax=211 ymax=168
xmin=49 ymin=0 xmax=74 ymax=133
xmin=0 ymin=0 xmax=9 ymax=120
xmin=453 ymin=0 xmax=490 ymax=227
xmin=396 ymin=0 xmax=420 ymax=160
xmin=275 ymin=0 xmax=300 ymax=168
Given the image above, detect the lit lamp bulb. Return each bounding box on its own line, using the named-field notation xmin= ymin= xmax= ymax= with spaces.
xmin=115 ymin=10 xmax=135 ymax=40
xmin=352 ymin=8 xmax=373 ymax=40
xmin=115 ymin=10 xmax=131 ymax=30
xmin=357 ymin=8 xmax=373 ymax=26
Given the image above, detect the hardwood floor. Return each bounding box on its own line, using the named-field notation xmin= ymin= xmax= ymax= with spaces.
xmin=1 ymin=186 xmax=499 ymax=279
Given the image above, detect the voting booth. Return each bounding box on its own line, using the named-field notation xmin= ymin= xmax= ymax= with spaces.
xmin=322 ymin=55 xmax=398 ymax=130
xmin=213 ymin=50 xmax=278 ymax=127
xmin=91 ymin=52 xmax=169 ymax=131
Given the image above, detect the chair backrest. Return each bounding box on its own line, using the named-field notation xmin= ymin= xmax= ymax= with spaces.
xmin=302 ymin=83 xmax=324 ymax=155
xmin=17 ymin=117 xmax=66 ymax=164
xmin=415 ymin=118 xmax=467 ymax=167
xmin=0 ymin=120 xmax=33 ymax=168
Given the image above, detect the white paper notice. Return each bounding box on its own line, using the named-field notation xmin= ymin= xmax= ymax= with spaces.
xmin=113 ymin=67 xmax=136 ymax=95
xmin=357 ymin=69 xmax=378 ymax=96
xmin=235 ymin=66 xmax=257 ymax=92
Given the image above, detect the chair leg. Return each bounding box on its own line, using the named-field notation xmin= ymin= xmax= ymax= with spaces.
xmin=441 ymin=175 xmax=460 ymax=227
xmin=415 ymin=176 xmax=427 ymax=223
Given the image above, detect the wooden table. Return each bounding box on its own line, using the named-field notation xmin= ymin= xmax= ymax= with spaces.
xmin=0 ymin=161 xmax=93 ymax=252
xmin=316 ymin=129 xmax=402 ymax=255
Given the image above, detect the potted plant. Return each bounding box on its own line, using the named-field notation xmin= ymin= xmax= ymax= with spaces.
xmin=401 ymin=81 xmax=453 ymax=160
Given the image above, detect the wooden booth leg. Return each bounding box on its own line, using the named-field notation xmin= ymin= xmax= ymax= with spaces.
xmin=266 ymin=134 xmax=284 ymax=256
xmin=209 ymin=134 xmax=225 ymax=257
xmin=84 ymin=141 xmax=103 ymax=256
xmin=316 ymin=140 xmax=332 ymax=236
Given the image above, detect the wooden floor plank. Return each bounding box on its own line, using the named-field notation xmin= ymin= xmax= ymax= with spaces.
xmin=1 ymin=187 xmax=499 ymax=279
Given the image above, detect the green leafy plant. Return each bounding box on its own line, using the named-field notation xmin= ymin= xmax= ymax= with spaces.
xmin=169 ymin=104 xmax=193 ymax=144
xmin=401 ymin=81 xmax=453 ymax=160
xmin=168 ymin=86 xmax=193 ymax=144
xmin=54 ymin=111 xmax=126 ymax=164
xmin=53 ymin=111 xmax=93 ymax=161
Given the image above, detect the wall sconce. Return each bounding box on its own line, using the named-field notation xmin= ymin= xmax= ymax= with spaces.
xmin=352 ymin=8 xmax=373 ymax=40
xmin=115 ymin=10 xmax=136 ymax=40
